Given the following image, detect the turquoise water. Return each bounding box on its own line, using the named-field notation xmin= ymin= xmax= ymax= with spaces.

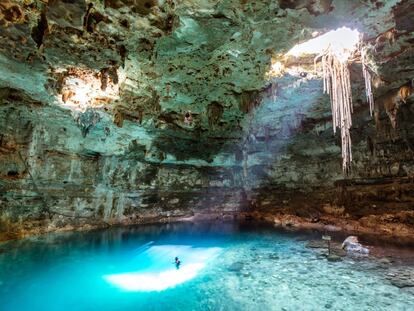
xmin=0 ymin=222 xmax=413 ymax=311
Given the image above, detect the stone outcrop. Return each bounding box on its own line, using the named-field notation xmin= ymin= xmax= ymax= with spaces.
xmin=341 ymin=236 xmax=369 ymax=254
xmin=0 ymin=0 xmax=414 ymax=240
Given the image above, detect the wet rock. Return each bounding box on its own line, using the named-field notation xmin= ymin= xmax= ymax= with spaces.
xmin=342 ymin=236 xmax=369 ymax=255
xmin=307 ymin=240 xmax=327 ymax=249
xmin=324 ymin=225 xmax=342 ymax=232
xmin=378 ymin=258 xmax=393 ymax=265
xmin=330 ymin=247 xmax=347 ymax=257
xmin=387 ymin=268 xmax=414 ymax=288
xmin=326 ymin=254 xmax=342 ymax=262
xmin=282 ymin=219 xmax=298 ymax=227
xmin=323 ymin=204 xmax=345 ymax=216
xmin=389 ymin=277 xmax=414 ymax=288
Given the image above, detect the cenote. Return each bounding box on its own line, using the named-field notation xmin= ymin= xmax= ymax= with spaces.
xmin=1 ymin=221 xmax=414 ymax=311
xmin=1 ymin=0 xmax=414 ymax=310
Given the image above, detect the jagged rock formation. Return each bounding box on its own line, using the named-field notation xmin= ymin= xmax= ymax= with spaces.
xmin=0 ymin=0 xmax=413 ymax=240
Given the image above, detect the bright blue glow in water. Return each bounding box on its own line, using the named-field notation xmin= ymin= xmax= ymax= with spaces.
xmin=104 ymin=245 xmax=222 ymax=291
xmin=0 ymin=222 xmax=413 ymax=311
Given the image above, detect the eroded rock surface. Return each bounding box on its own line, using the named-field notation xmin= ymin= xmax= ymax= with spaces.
xmin=0 ymin=0 xmax=414 ymax=239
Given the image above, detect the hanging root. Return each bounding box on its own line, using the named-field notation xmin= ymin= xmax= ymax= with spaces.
xmin=319 ymin=50 xmax=353 ymax=172
xmin=316 ymin=45 xmax=375 ymax=173
xmin=361 ymin=49 xmax=374 ymax=116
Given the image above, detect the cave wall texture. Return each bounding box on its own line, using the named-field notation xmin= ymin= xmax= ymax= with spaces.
xmin=0 ymin=0 xmax=414 ymax=240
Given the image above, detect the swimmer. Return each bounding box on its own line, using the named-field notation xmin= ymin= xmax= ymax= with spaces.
xmin=174 ymin=256 xmax=181 ymax=269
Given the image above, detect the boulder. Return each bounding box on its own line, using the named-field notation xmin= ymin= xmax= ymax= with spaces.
xmin=341 ymin=236 xmax=369 ymax=255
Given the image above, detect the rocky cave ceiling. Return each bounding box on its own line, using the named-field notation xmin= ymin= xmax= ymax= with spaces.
xmin=0 ymin=0 xmax=413 ymax=166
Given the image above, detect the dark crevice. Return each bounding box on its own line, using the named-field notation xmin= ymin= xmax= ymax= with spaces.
xmin=118 ymin=44 xmax=127 ymax=68
xmin=31 ymin=11 xmax=48 ymax=49
xmin=83 ymin=3 xmax=94 ymax=32
xmin=108 ymin=66 xmax=119 ymax=84
xmin=7 ymin=170 xmax=19 ymax=177
xmin=83 ymin=3 xmax=108 ymax=33
xmin=100 ymin=68 xmax=109 ymax=91
xmin=120 ymin=19 xmax=129 ymax=28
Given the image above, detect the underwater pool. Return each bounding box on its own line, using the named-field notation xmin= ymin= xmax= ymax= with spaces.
xmin=0 ymin=222 xmax=413 ymax=311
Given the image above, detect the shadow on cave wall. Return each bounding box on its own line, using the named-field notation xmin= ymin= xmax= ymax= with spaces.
xmin=248 ymin=87 xmax=414 ymax=221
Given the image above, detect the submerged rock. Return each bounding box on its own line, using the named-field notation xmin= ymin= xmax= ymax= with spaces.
xmin=330 ymin=247 xmax=347 ymax=257
xmin=242 ymin=271 xmax=251 ymax=277
xmin=378 ymin=257 xmax=393 ymax=265
xmin=307 ymin=240 xmax=327 ymax=249
xmin=387 ymin=269 xmax=414 ymax=288
xmin=390 ymin=279 xmax=414 ymax=288
xmin=228 ymin=262 xmax=244 ymax=272
xmin=268 ymin=253 xmax=280 ymax=260
xmin=342 ymin=236 xmax=369 ymax=255
xmin=326 ymin=254 xmax=342 ymax=262
xmin=308 ymin=239 xmax=348 ymax=259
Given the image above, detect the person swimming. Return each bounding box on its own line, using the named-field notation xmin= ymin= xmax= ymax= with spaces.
xmin=174 ymin=257 xmax=181 ymax=269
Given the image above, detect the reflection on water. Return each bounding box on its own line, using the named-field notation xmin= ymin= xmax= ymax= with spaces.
xmin=0 ymin=221 xmax=414 ymax=311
